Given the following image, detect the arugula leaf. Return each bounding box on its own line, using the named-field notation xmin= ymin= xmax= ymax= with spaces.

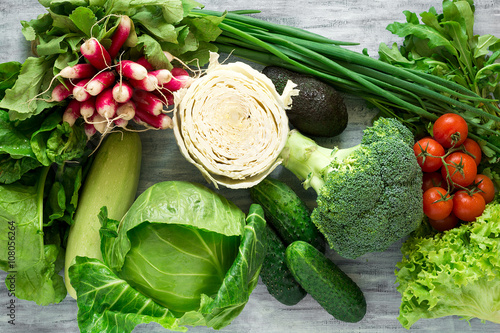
xmin=386 ymin=21 xmax=458 ymax=57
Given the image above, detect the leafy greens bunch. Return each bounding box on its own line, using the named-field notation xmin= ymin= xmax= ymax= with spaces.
xmin=68 ymin=181 xmax=267 ymax=333
xmin=396 ymin=198 xmax=500 ymax=328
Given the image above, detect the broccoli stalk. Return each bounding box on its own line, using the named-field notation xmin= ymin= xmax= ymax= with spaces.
xmin=279 ymin=117 xmax=424 ymax=259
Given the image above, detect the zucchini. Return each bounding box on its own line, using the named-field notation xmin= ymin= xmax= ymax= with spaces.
xmin=260 ymin=226 xmax=307 ymax=306
xmin=249 ymin=177 xmax=324 ymax=250
xmin=285 ymin=241 xmax=366 ymax=323
xmin=64 ymin=132 xmax=142 ymax=299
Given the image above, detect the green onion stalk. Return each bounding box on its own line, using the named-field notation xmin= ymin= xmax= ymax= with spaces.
xmin=190 ymin=9 xmax=500 ymax=179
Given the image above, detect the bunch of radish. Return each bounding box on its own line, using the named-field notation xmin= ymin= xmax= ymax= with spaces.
xmin=52 ymin=15 xmax=193 ymax=138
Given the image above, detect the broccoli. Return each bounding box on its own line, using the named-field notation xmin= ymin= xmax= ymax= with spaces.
xmin=280 ymin=117 xmax=423 ymax=259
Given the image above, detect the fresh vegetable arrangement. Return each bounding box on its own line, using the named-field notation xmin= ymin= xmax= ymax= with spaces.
xmin=0 ymin=0 xmax=499 ymax=332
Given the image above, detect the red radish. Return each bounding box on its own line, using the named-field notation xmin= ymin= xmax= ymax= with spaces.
xmin=63 ymin=99 xmax=81 ymax=126
xmin=51 ymin=80 xmax=73 ymax=102
xmin=84 ymin=122 xmax=97 ymax=139
xmin=96 ymin=87 xmax=118 ymax=119
xmin=80 ymin=37 xmax=112 ymax=70
xmin=136 ymin=56 xmax=155 ymax=71
xmin=116 ymin=101 xmax=136 ymax=120
xmin=112 ymin=81 xmax=134 ymax=103
xmin=80 ymin=97 xmax=96 ymax=119
xmin=128 ymin=73 xmax=158 ymax=92
xmin=171 ymin=67 xmax=189 ymax=77
xmin=113 ymin=118 xmax=129 ymax=128
xmin=86 ymin=71 xmax=116 ymax=96
xmin=132 ymin=90 xmax=164 ymax=115
xmin=134 ymin=108 xmax=172 ymax=129
xmin=150 ymin=69 xmax=172 ymax=86
xmin=163 ymin=50 xmax=175 ymax=62
xmin=107 ymin=15 xmax=132 ymax=59
xmin=117 ymin=60 xmax=148 ymax=80
xmin=154 ymin=89 xmax=174 ymax=105
xmin=92 ymin=114 xmax=108 ymax=133
xmin=161 ymin=75 xmax=192 ymax=91
xmin=59 ymin=63 xmax=97 ymax=79
xmin=73 ymin=78 xmax=92 ymax=102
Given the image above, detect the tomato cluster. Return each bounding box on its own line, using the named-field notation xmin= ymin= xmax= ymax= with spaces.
xmin=413 ymin=113 xmax=495 ymax=232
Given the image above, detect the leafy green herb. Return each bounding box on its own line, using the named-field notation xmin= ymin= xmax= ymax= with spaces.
xmin=396 ymin=199 xmax=500 ymax=328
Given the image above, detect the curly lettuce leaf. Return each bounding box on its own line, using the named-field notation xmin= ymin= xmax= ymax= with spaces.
xmin=396 ymin=200 xmax=500 ymax=328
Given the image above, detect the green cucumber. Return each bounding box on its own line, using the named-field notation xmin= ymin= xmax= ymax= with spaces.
xmin=64 ymin=132 xmax=142 ymax=299
xmin=260 ymin=226 xmax=307 ymax=306
xmin=285 ymin=241 xmax=366 ymax=323
xmin=249 ymin=177 xmax=323 ymax=250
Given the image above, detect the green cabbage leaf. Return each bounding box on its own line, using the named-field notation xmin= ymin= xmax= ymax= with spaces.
xmin=396 ymin=199 xmax=500 ymax=328
xmin=69 ymin=181 xmax=267 ymax=332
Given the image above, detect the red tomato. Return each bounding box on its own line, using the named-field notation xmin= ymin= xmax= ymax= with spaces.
xmin=422 ymin=172 xmax=446 ymax=192
xmin=413 ymin=137 xmax=445 ymax=172
xmin=423 ymin=187 xmax=453 ymax=220
xmin=452 ymin=190 xmax=486 ymax=222
xmin=474 ymin=174 xmax=496 ymax=204
xmin=428 ymin=213 xmax=459 ymax=232
xmin=441 ymin=152 xmax=477 ymax=188
xmin=460 ymin=138 xmax=482 ymax=166
xmin=432 ymin=113 xmax=468 ymax=148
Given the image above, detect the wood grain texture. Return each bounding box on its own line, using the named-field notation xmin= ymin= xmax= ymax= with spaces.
xmin=0 ymin=0 xmax=499 ymax=332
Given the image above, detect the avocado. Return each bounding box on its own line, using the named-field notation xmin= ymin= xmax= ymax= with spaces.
xmin=263 ymin=66 xmax=348 ymax=137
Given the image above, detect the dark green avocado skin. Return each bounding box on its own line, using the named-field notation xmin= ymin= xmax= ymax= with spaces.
xmin=263 ymin=66 xmax=348 ymax=137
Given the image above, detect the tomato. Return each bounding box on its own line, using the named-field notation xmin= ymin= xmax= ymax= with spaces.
xmin=413 ymin=137 xmax=445 ymax=172
xmin=432 ymin=113 xmax=468 ymax=148
xmin=422 ymin=172 xmax=446 ymax=192
xmin=452 ymin=190 xmax=485 ymax=222
xmin=441 ymin=152 xmax=477 ymax=187
xmin=460 ymin=138 xmax=481 ymax=166
xmin=474 ymin=174 xmax=496 ymax=204
xmin=423 ymin=187 xmax=453 ymax=220
xmin=428 ymin=213 xmax=459 ymax=232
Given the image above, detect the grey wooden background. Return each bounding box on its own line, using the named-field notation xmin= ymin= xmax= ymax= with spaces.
xmin=1 ymin=0 xmax=499 ymax=332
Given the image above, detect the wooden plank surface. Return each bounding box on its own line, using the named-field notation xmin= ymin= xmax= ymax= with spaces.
xmin=0 ymin=0 xmax=499 ymax=332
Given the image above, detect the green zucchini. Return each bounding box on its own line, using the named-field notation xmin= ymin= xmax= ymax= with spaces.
xmin=64 ymin=132 xmax=142 ymax=299
xmin=249 ymin=177 xmax=324 ymax=250
xmin=260 ymin=226 xmax=307 ymax=306
xmin=285 ymin=241 xmax=366 ymax=323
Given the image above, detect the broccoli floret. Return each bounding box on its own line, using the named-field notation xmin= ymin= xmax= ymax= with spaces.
xmin=280 ymin=117 xmax=423 ymax=259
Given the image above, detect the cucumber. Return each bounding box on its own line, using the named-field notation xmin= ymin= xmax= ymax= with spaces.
xmin=64 ymin=132 xmax=142 ymax=299
xmin=285 ymin=241 xmax=366 ymax=323
xmin=249 ymin=177 xmax=324 ymax=250
xmin=260 ymin=226 xmax=307 ymax=306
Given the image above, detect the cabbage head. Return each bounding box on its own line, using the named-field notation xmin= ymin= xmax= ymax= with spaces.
xmin=68 ymin=181 xmax=267 ymax=332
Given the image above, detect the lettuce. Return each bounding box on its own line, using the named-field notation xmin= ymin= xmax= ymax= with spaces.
xmin=395 ymin=199 xmax=500 ymax=328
